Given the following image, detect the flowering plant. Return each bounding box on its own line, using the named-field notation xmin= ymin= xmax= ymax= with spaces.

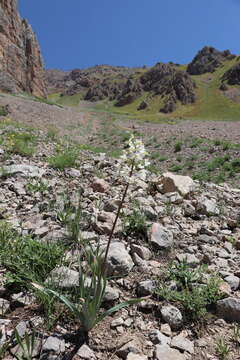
xmin=32 ymin=134 xmax=150 ymax=343
xmin=117 ymin=134 xmax=150 ymax=183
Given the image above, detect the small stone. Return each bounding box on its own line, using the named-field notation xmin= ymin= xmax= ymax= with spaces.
xmin=137 ymin=280 xmax=156 ymax=296
xmin=154 ymin=344 xmax=186 ymax=360
xmin=218 ymin=281 xmax=231 ymax=296
xmin=42 ymin=336 xmax=65 ymax=353
xmin=171 ymin=335 xmax=194 ymax=354
xmin=127 ymin=354 xmax=147 ymax=360
xmin=94 ymin=211 xmax=122 ymax=235
xmin=45 ymin=266 xmax=79 ymax=289
xmin=103 ymin=286 xmax=120 ymax=302
xmin=105 ymin=242 xmax=134 ymax=277
xmin=91 ymin=178 xmax=109 ymax=193
xmin=0 ymin=298 xmax=10 ymax=315
xmin=111 ymin=317 xmax=124 ymax=328
xmin=67 ymin=168 xmax=81 ymax=177
xmin=150 ymin=223 xmax=174 ymax=250
xmin=176 ymin=253 xmax=200 ymax=266
xmin=1 ymin=165 xmax=45 ymax=178
xmin=160 ymin=305 xmax=183 ymax=330
xmin=15 ymin=321 xmax=28 ymax=337
xmin=130 ymin=244 xmax=152 ymax=260
xmin=197 ymin=198 xmax=220 ymax=216
xmin=224 ymin=275 xmax=240 ymax=291
xmin=76 ymin=344 xmax=96 ymax=359
xmin=116 ymin=340 xmax=140 ymax=359
xmin=160 ymin=324 xmax=172 ymax=337
xmin=149 ymin=329 xmax=170 ymax=345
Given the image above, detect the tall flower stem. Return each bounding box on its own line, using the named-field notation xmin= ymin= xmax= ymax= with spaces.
xmin=102 ymin=162 xmax=134 ymax=274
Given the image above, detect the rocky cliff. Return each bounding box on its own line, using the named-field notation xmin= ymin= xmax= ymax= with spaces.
xmin=0 ymin=0 xmax=46 ymax=97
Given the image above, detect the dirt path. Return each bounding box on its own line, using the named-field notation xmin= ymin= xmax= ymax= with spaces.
xmin=1 ymin=93 xmax=240 ymax=146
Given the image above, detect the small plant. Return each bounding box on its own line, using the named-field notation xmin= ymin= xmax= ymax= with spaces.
xmin=174 ymin=141 xmax=182 ymax=153
xmin=168 ymin=259 xmax=205 ymax=288
xmin=0 ymin=221 xmax=65 ymax=286
xmin=4 ymin=131 xmax=37 ymax=157
xmin=232 ymin=324 xmax=240 ymax=347
xmin=47 ymin=126 xmax=59 ymax=141
xmin=122 ymin=202 xmax=148 ymax=240
xmin=56 ymin=190 xmax=89 ymax=243
xmin=32 ymin=135 xmax=149 ymax=342
xmin=14 ymin=329 xmax=37 ymax=360
xmin=26 ymin=179 xmax=49 ymax=193
xmin=216 ymin=338 xmax=231 ymax=360
xmin=189 ymin=137 xmax=204 ymax=148
xmin=66 ymin=191 xmax=86 ymax=243
xmin=0 ymin=105 xmax=9 ymax=116
xmin=48 ymin=146 xmax=79 ymax=170
xmin=170 ymin=163 xmax=184 ymax=172
xmin=156 ymin=261 xmax=223 ymax=323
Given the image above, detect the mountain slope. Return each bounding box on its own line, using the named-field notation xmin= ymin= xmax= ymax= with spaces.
xmin=45 ymin=47 xmax=240 ymax=121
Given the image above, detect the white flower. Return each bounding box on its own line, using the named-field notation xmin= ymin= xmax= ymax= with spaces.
xmin=117 ymin=135 xmax=150 ymax=183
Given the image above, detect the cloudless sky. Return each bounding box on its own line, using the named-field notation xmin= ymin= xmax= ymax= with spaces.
xmin=19 ymin=0 xmax=240 ymax=71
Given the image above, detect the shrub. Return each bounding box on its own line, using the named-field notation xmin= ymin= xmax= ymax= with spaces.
xmin=156 ymin=260 xmax=223 ymax=322
xmin=122 ymin=202 xmax=148 ymax=240
xmin=174 ymin=141 xmax=182 ymax=152
xmin=0 ymin=221 xmax=65 ymax=286
xmin=48 ymin=147 xmax=79 ymax=170
xmin=5 ymin=131 xmax=37 ymax=157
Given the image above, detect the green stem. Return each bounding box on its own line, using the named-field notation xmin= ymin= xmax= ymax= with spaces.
xmin=102 ymin=162 xmax=134 ymax=274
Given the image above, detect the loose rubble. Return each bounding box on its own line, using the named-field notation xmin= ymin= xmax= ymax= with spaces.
xmin=0 ymin=126 xmax=240 ymax=359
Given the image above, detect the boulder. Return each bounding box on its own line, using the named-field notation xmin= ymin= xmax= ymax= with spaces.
xmin=159 ymin=173 xmax=195 ymax=197
xmin=217 ymin=297 xmax=240 ymax=322
xmin=105 ymin=242 xmax=134 ymax=277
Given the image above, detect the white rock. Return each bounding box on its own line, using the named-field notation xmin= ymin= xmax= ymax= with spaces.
xmin=45 ymin=266 xmax=79 ymax=289
xmin=159 ymin=172 xmax=195 ymax=197
xmin=105 ymin=242 xmax=134 ymax=277
xmin=77 ymin=344 xmax=96 ymax=359
xmin=160 ymin=305 xmax=183 ymax=330
xmin=150 ymin=223 xmax=174 ymax=250
xmin=149 ymin=329 xmax=170 ymax=345
xmin=154 ymin=344 xmax=186 ymax=360
xmin=171 ymin=334 xmax=194 ymax=354
xmin=1 ymin=165 xmax=45 ymax=178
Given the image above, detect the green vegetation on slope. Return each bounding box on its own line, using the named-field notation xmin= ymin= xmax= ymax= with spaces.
xmin=50 ymin=57 xmax=240 ymax=122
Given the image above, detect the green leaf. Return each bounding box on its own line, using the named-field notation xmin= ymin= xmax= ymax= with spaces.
xmin=32 ymin=283 xmax=81 ymax=317
xmin=96 ymin=298 xmax=143 ymax=326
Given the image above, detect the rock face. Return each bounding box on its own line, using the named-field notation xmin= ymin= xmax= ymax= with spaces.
xmin=187 ymin=46 xmax=233 ymax=75
xmin=140 ymin=63 xmax=196 ymax=112
xmin=222 ymin=63 xmax=240 ymax=85
xmin=0 ymin=0 xmax=46 ymax=96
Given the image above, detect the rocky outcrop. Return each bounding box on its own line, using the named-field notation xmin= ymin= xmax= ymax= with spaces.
xmin=0 ymin=0 xmax=46 ymax=97
xmin=221 ymin=63 xmax=240 ymax=85
xmin=115 ymin=78 xmax=143 ymax=106
xmin=187 ymin=46 xmax=234 ymax=75
xmin=44 ymin=69 xmax=69 ymax=93
xmin=140 ymin=63 xmax=196 ymax=112
xmin=84 ymin=78 xmax=125 ymax=101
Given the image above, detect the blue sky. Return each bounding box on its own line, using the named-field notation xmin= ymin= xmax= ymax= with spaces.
xmin=19 ymin=0 xmax=240 ymax=70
